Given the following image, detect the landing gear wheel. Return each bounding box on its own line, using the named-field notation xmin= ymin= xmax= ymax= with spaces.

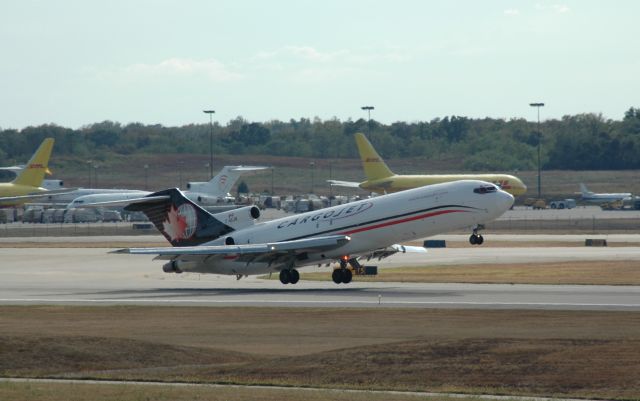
xmin=289 ymin=269 xmax=300 ymax=284
xmin=342 ymin=268 xmax=353 ymax=284
xmin=469 ymin=234 xmax=477 ymax=245
xmin=332 ymin=269 xmax=342 ymax=284
xmin=476 ymin=234 xmax=484 ymax=245
xmin=279 ymin=269 xmax=290 ymax=284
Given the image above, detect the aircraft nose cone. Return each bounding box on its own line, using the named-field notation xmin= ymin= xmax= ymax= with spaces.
xmin=500 ymin=191 xmax=515 ymax=210
xmin=519 ymin=182 xmax=527 ymax=195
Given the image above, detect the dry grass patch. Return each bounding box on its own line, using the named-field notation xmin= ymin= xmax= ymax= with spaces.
xmin=1 ymin=307 xmax=640 ymax=399
xmin=0 ymin=381 xmax=495 ymax=401
xmin=296 ymin=260 xmax=640 ymax=285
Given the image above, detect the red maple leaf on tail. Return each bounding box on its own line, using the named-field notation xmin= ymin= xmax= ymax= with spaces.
xmin=162 ymin=205 xmax=188 ymax=241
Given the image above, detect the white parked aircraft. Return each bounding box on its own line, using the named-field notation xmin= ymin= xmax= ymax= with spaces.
xmin=67 ymin=165 xmax=268 ymax=209
xmin=185 ymin=165 xmax=268 ymax=205
xmin=579 ymin=183 xmax=631 ymax=203
xmin=112 ymin=180 xmax=514 ymax=284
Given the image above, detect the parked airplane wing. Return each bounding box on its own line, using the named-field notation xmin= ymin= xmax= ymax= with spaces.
xmin=75 ymin=195 xmax=170 ymax=208
xmin=327 ymin=180 xmax=361 ymax=188
xmin=112 ymin=234 xmax=351 ymax=264
xmin=0 ymin=189 xmax=78 ymax=206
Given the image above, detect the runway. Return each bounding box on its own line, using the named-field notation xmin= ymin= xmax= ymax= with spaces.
xmin=2 ymin=247 xmax=639 ymax=311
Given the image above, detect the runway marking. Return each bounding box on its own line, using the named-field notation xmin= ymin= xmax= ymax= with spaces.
xmin=0 ymin=377 xmax=599 ymax=401
xmin=1 ymin=298 xmax=639 ymax=308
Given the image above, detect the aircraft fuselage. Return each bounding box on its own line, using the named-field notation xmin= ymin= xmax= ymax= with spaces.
xmin=177 ymin=180 xmax=514 ymax=275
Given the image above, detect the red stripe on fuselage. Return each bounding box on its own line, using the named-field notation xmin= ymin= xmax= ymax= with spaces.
xmin=340 ymin=209 xmax=468 ymax=235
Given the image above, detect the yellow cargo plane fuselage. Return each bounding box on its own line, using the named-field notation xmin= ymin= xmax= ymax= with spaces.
xmin=351 ymin=132 xmax=527 ymax=197
xmin=360 ymin=174 xmax=527 ymax=196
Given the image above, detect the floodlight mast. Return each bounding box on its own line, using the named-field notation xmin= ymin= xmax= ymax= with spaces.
xmin=529 ymin=102 xmax=545 ymax=199
xmin=203 ymin=110 xmax=215 ymax=179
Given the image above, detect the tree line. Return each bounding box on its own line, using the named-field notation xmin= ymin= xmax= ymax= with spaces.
xmin=1 ymin=107 xmax=640 ymax=171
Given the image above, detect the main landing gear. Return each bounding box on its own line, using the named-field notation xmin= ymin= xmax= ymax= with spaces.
xmin=332 ymin=258 xmax=353 ymax=284
xmin=469 ymin=224 xmax=485 ymax=245
xmin=279 ymin=269 xmax=300 ymax=285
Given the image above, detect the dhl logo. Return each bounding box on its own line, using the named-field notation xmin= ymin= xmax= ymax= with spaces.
xmin=365 ymin=158 xmax=381 ymax=163
xmin=28 ymin=163 xmax=45 ymax=169
xmin=494 ymin=179 xmax=512 ymax=189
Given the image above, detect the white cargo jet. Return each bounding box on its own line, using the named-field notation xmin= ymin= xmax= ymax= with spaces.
xmin=66 ymin=165 xmax=268 ymax=209
xmin=111 ymin=180 xmax=513 ymax=284
xmin=579 ymin=183 xmax=631 ymax=203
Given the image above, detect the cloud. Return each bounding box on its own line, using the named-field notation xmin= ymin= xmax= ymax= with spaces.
xmin=552 ymin=4 xmax=570 ymax=13
xmin=535 ymin=3 xmax=570 ymax=14
xmin=252 ymin=46 xmax=348 ymax=63
xmin=247 ymin=45 xmax=414 ymax=82
xmin=504 ymin=9 xmax=520 ymax=16
xmin=124 ymin=58 xmax=243 ymax=82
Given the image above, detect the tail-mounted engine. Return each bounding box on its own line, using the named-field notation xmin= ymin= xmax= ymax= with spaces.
xmin=212 ymin=206 xmax=260 ymax=230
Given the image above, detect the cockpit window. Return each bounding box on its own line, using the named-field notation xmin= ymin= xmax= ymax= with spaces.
xmin=473 ymin=185 xmax=498 ymax=194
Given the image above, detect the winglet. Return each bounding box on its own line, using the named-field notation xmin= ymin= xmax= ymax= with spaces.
xmin=354 ymin=133 xmax=394 ymax=181
xmin=12 ymin=138 xmax=55 ymax=187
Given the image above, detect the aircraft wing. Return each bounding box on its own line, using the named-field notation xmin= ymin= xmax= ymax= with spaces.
xmin=0 ymin=189 xmax=78 ymax=206
xmin=327 ymin=180 xmax=362 ymax=188
xmin=112 ymin=234 xmax=351 ymax=265
xmin=359 ymin=244 xmax=427 ymax=261
xmin=230 ymin=166 xmax=270 ymax=172
xmin=73 ymin=195 xmax=170 ymax=209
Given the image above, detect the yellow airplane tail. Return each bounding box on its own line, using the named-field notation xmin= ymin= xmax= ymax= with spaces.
xmin=12 ymin=138 xmax=55 ymax=188
xmin=354 ymin=132 xmax=394 ymax=180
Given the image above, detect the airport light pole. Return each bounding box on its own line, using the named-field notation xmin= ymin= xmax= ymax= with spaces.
xmin=203 ymin=110 xmax=215 ymax=179
xmin=271 ymin=167 xmax=275 ymax=195
xmin=178 ymin=161 xmax=183 ymax=189
xmin=329 ymin=162 xmax=333 ymax=199
xmin=529 ymin=102 xmax=545 ymax=199
xmin=93 ymin=165 xmax=98 ymax=188
xmin=144 ymin=164 xmax=149 ymax=190
xmin=87 ymin=160 xmax=93 ymax=187
xmin=309 ymin=161 xmax=315 ymax=194
xmin=361 ymin=106 xmax=374 ymax=135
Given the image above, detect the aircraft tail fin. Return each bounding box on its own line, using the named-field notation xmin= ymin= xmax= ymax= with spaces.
xmin=579 ymin=183 xmax=592 ymax=196
xmin=209 ymin=166 xmax=242 ymax=196
xmin=12 ymin=138 xmax=55 ymax=187
xmin=188 ymin=165 xmax=268 ymax=196
xmin=354 ymin=133 xmax=394 ymax=181
xmin=125 ymin=188 xmax=234 ymax=246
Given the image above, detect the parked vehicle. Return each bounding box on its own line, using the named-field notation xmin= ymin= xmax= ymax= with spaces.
xmin=549 ymin=199 xmax=576 ymax=209
xmin=100 ymin=209 xmax=123 ymax=222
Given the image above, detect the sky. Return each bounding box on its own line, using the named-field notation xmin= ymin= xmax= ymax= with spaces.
xmin=1 ymin=0 xmax=639 ymax=129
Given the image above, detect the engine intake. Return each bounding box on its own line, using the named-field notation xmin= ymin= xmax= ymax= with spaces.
xmin=162 ymin=260 xmax=183 ymax=274
xmin=213 ymin=206 xmax=260 ymax=229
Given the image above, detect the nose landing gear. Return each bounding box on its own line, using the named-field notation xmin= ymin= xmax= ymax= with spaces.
xmin=469 ymin=224 xmax=485 ymax=245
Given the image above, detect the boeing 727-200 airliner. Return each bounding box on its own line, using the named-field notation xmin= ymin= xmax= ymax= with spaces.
xmin=110 ymin=179 xmax=513 ymax=285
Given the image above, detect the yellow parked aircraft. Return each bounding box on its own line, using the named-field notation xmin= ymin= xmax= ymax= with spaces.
xmin=329 ymin=133 xmax=527 ymax=196
xmin=0 ymin=138 xmax=61 ymax=207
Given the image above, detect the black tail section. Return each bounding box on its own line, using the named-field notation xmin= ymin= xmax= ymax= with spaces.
xmin=125 ymin=188 xmax=234 ymax=246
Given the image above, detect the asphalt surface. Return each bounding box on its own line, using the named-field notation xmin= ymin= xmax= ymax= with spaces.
xmin=1 ymin=247 xmax=639 ymax=311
